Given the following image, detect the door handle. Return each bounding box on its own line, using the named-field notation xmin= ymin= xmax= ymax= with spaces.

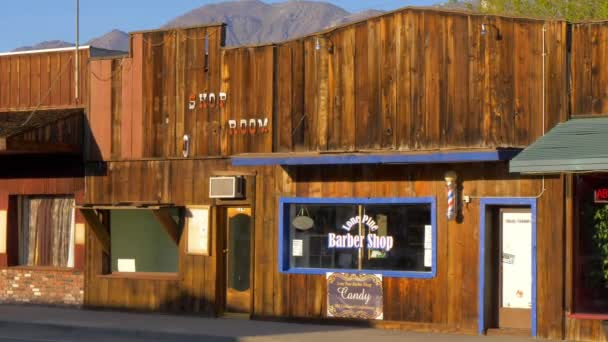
xmin=223 ymin=249 xmax=229 ymax=254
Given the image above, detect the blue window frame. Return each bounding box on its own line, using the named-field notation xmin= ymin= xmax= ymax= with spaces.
xmin=278 ymin=197 xmax=437 ymax=279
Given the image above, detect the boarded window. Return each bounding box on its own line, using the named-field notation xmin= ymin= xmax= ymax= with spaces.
xmin=18 ymin=196 xmax=75 ymax=268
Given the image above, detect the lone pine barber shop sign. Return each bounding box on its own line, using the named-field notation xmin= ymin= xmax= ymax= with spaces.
xmin=326 ymin=273 xmax=383 ymax=320
xmin=327 ymin=215 xmax=394 ymax=252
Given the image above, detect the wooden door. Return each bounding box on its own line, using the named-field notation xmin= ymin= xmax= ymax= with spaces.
xmin=224 ymin=207 xmax=252 ymax=314
xmin=498 ymin=208 xmax=532 ymax=330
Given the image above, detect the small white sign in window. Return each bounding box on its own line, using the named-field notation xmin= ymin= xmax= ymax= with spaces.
xmin=117 ymin=259 xmax=136 ymax=273
xmin=292 ymin=239 xmax=303 ymax=257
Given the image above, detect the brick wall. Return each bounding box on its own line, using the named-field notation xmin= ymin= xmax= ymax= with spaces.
xmin=0 ymin=268 xmax=83 ymax=306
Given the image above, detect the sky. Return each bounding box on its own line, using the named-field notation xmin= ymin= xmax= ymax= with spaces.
xmin=0 ymin=0 xmax=437 ymax=52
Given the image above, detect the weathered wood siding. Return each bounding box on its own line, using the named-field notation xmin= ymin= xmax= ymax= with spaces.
xmin=87 ymin=10 xmax=569 ymax=161
xmin=221 ymin=46 xmax=274 ymax=155
xmin=570 ymin=22 xmax=608 ymax=117
xmin=85 ymin=159 xmax=250 ymax=313
xmin=275 ymin=11 xmax=568 ymax=152
xmin=88 ymin=26 xmax=226 ymax=160
xmin=0 ymin=49 xmax=89 ymax=111
xmin=84 ymin=159 xmax=564 ymax=339
xmin=8 ymin=113 xmax=83 ymax=150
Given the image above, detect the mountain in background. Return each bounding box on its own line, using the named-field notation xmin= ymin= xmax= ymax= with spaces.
xmin=164 ymin=0 xmax=377 ymax=46
xmin=87 ymin=29 xmax=130 ymax=51
xmin=12 ymin=0 xmax=386 ymax=52
xmin=12 ymin=40 xmax=74 ymax=52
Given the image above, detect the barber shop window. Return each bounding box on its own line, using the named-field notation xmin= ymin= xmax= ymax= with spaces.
xmin=279 ymin=198 xmax=436 ymax=278
xmin=16 ymin=196 xmax=76 ymax=268
xmin=574 ymin=175 xmax=608 ymax=314
xmin=110 ymin=210 xmax=179 ymax=274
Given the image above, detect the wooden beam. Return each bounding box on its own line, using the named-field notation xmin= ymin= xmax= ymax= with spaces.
xmin=79 ymin=209 xmax=110 ymax=254
xmin=152 ymin=209 xmax=180 ymax=245
xmin=3 ymin=140 xmax=80 ymax=154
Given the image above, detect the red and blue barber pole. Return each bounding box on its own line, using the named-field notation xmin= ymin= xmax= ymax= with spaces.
xmin=444 ymin=171 xmax=458 ymax=221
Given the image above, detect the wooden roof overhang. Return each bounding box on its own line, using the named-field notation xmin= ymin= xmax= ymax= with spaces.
xmin=0 ymin=108 xmax=84 ymax=155
xmin=231 ymin=149 xmax=522 ymax=167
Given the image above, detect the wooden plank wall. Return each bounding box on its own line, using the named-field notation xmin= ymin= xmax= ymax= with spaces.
xmin=275 ymin=11 xmax=568 ymax=152
xmin=281 ymin=164 xmax=564 ymax=339
xmin=84 ymin=159 xmax=260 ymax=313
xmin=84 ymin=159 xmax=564 ymax=339
xmin=142 ymin=26 xmax=225 ymax=158
xmin=88 ymin=10 xmax=569 ymax=161
xmin=0 ymin=49 xmax=89 ymax=111
xmin=9 ymin=113 xmax=83 ymax=148
xmin=221 ymin=46 xmax=274 ymax=155
xmin=88 ymin=26 xmax=226 ymax=161
xmin=570 ymin=22 xmax=608 ymax=117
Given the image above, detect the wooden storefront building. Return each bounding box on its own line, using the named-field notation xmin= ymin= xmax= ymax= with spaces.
xmin=0 ymin=46 xmax=120 ymax=306
xmin=73 ymin=7 xmax=608 ymax=342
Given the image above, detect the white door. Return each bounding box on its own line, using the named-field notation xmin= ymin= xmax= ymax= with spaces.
xmin=499 ymin=208 xmax=532 ymax=329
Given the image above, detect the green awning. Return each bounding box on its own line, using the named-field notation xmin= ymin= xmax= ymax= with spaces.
xmin=510 ymin=117 xmax=608 ymax=174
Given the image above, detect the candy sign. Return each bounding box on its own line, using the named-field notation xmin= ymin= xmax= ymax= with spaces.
xmin=327 ymin=273 xmax=383 ymax=320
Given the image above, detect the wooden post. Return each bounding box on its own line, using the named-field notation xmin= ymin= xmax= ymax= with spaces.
xmin=79 ymin=209 xmax=110 ymax=254
xmin=151 ymin=209 xmax=181 ymax=245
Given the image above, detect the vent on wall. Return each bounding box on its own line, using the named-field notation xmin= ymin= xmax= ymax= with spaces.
xmin=209 ymin=176 xmax=245 ymax=199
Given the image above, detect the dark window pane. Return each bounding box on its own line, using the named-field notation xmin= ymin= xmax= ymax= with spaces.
xmin=361 ymin=204 xmax=432 ymax=272
xmin=228 ymin=213 xmax=251 ymax=291
xmin=290 ymin=205 xmax=359 ymax=270
xmin=575 ymin=175 xmax=608 ymax=313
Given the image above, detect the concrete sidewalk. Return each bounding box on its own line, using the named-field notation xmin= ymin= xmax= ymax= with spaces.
xmin=0 ymin=305 xmax=537 ymax=342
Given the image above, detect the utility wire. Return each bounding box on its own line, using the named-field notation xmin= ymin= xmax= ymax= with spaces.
xmin=20 ymin=55 xmax=74 ymax=127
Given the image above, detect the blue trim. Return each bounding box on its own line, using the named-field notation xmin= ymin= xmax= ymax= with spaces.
xmin=233 ymin=150 xmax=521 ymax=166
xmin=477 ymin=198 xmax=537 ymax=337
xmin=278 ymin=197 xmax=437 ymax=279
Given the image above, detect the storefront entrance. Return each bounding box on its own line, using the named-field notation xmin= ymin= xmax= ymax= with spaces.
xmin=224 ymin=207 xmax=252 ymax=314
xmin=478 ymin=199 xmax=537 ymax=336
xmin=497 ymin=208 xmax=532 ymax=330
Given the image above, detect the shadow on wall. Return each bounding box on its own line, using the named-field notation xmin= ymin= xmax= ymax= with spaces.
xmin=84 ymin=113 xmax=107 ymax=177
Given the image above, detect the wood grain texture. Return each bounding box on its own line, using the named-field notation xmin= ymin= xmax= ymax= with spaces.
xmin=84 ymin=159 xmax=564 ymax=339
xmin=76 ymin=9 xmax=608 ymax=341
xmin=0 ymin=49 xmax=89 ymax=111
xmin=571 ymin=22 xmax=608 ymax=116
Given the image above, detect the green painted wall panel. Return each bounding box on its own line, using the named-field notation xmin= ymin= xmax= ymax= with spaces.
xmin=111 ymin=210 xmax=178 ymax=273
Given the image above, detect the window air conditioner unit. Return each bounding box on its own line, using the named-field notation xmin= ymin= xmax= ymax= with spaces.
xmin=209 ymin=176 xmax=245 ymax=199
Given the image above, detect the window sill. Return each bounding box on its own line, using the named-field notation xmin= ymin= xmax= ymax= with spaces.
xmin=568 ymin=313 xmax=608 ymax=321
xmin=4 ymin=266 xmax=78 ymax=273
xmin=97 ymin=272 xmax=179 ymax=281
xmin=281 ymin=267 xmax=436 ymax=279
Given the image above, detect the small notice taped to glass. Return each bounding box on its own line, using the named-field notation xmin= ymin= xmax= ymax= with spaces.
xmin=292 ymin=239 xmax=303 ymax=257
xmin=424 ymin=225 xmax=432 ymax=244
xmin=424 ymin=249 xmax=432 ymax=267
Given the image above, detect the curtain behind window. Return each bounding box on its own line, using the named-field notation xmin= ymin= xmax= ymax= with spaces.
xmin=19 ymin=197 xmax=75 ymax=268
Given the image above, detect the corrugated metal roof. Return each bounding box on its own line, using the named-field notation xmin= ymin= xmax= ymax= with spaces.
xmin=510 ymin=117 xmax=608 ymax=173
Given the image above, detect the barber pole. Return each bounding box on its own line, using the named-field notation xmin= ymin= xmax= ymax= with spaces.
xmin=444 ymin=171 xmax=458 ymax=221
